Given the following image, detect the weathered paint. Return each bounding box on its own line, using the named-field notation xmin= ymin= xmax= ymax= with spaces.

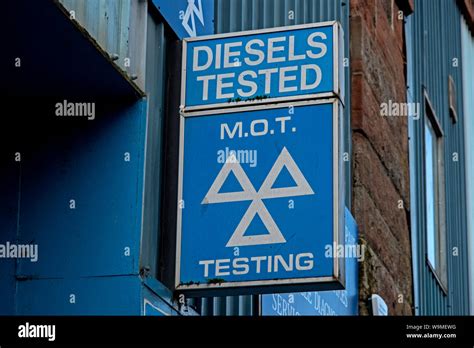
xmin=57 ymin=0 xmax=148 ymax=91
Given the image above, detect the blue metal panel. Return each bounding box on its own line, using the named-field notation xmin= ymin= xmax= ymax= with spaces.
xmin=238 ymin=295 xmax=253 ymax=315
xmin=409 ymin=0 xmax=470 ymax=315
xmin=140 ymin=12 xmax=168 ymax=280
xmin=16 ymin=100 xmax=147 ymax=279
xmin=213 ymin=297 xmax=227 ymax=315
xmin=15 ymin=275 xmax=180 ymax=315
xmin=225 ymin=296 xmax=239 ymax=315
xmin=16 ymin=276 xmax=142 ymax=315
xmin=200 ymin=297 xmax=214 ymax=315
xmin=2 ymin=0 xmax=177 ymax=316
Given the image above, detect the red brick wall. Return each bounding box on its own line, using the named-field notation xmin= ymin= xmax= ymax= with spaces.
xmin=350 ymin=0 xmax=413 ymax=315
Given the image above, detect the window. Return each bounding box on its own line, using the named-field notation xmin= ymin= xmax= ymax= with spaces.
xmin=424 ymin=94 xmax=447 ymax=290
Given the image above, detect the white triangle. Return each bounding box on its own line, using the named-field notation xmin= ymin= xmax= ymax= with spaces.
xmin=226 ymin=199 xmax=286 ymax=247
xmin=201 ymin=147 xmax=314 ymax=248
xmin=258 ymin=147 xmax=315 ymax=199
xmin=202 ymin=153 xmax=256 ymax=204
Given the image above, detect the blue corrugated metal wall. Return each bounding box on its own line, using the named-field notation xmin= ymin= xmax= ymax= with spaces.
xmin=408 ymin=0 xmax=470 ymax=315
xmin=210 ymin=0 xmax=350 ymax=316
xmin=461 ymin=17 xmax=474 ymax=315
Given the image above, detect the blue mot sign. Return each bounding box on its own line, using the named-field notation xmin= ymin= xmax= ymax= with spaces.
xmin=175 ymin=99 xmax=345 ymax=295
xmin=181 ymin=22 xmax=344 ymax=111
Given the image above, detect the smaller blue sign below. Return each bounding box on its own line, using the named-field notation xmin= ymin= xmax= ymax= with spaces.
xmin=261 ymin=208 xmax=359 ymax=316
xmin=182 ymin=22 xmax=343 ymax=111
xmin=152 ymin=0 xmax=214 ymax=39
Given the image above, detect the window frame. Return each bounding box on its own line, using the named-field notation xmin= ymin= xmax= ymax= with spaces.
xmin=423 ymin=91 xmax=448 ymax=294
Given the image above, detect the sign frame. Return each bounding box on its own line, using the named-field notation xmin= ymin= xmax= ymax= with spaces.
xmin=175 ymin=98 xmax=345 ymax=296
xmin=180 ymin=21 xmax=344 ymax=112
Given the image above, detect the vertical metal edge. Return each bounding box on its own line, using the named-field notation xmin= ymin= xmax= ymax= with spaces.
xmin=139 ymin=98 xmax=151 ymax=273
xmin=332 ymin=99 xmax=345 ymax=288
xmin=258 ymin=294 xmax=262 ymax=316
xmin=333 ymin=22 xmax=339 ymax=102
xmin=338 ymin=21 xmax=345 ymax=106
xmin=339 ymin=99 xmax=346 ymax=288
xmin=332 ymin=99 xmax=339 ymax=282
xmin=137 ymin=7 xmax=152 ymax=276
xmin=180 ymin=40 xmax=188 ymax=108
xmin=175 ymin=113 xmax=186 ymax=289
xmin=177 ymin=38 xmax=188 ymax=288
xmin=256 ymin=294 xmax=262 ymax=316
